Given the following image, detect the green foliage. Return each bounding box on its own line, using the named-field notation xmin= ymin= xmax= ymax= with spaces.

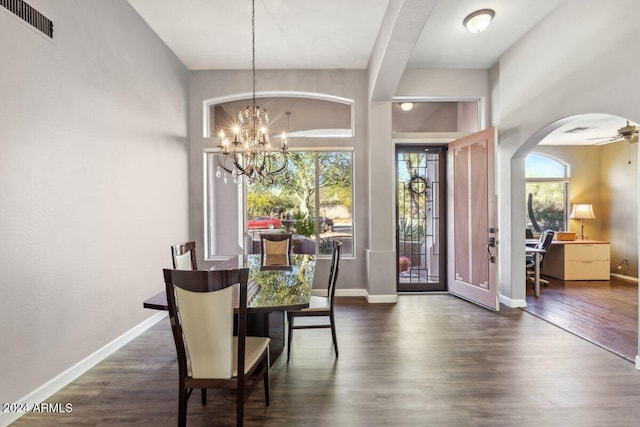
xmin=526 ymin=182 xmax=566 ymax=231
xmin=247 ymin=192 xmax=296 ymax=218
xmin=398 ymin=218 xmax=425 ymax=243
xmin=248 ymin=151 xmax=353 ymax=221
xmin=292 ymin=211 xmax=315 ymax=237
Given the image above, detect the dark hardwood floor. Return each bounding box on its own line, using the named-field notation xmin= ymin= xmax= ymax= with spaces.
xmin=12 ymin=296 xmax=640 ymax=427
xmin=525 ymin=275 xmax=638 ymax=362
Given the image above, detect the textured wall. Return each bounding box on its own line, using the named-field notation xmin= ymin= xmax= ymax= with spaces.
xmin=0 ymin=0 xmax=189 ymax=406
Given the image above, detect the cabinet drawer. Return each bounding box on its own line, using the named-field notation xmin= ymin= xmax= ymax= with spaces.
xmin=564 ymin=244 xmax=610 ymax=261
xmin=564 ymin=260 xmax=610 ymax=280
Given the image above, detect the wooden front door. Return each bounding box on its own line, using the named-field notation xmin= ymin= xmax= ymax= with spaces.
xmin=447 ymin=128 xmax=498 ymax=310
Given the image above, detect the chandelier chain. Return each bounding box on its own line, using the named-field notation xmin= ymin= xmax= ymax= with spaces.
xmin=252 ymin=0 xmax=256 ymax=116
xmin=215 ymin=0 xmax=290 ymax=183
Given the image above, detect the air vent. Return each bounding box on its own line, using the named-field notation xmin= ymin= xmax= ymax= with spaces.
xmin=1 ymin=0 xmax=53 ymax=38
xmin=564 ymin=126 xmax=590 ymax=134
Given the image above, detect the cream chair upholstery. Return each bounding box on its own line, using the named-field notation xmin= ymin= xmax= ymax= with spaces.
xmin=164 ymin=268 xmax=270 ymax=427
xmin=171 ymin=241 xmax=197 ymax=270
xmin=260 ymin=233 xmax=293 ymax=265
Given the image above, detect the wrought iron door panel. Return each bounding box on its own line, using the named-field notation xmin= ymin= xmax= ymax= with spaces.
xmin=396 ymin=146 xmax=446 ymax=292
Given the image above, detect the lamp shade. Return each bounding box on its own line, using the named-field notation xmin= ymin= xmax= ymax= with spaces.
xmin=569 ymin=204 xmax=596 ymax=219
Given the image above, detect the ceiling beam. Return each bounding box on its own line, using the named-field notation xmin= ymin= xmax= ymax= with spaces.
xmin=367 ymin=0 xmax=437 ymax=102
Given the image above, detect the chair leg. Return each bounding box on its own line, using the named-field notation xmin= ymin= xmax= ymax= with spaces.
xmin=237 ymin=386 xmax=244 ymax=427
xmin=264 ymin=352 xmax=270 ymax=406
xmin=330 ymin=311 xmax=338 ymax=358
xmin=201 ymin=388 xmax=207 ymax=405
xmin=287 ymin=312 xmax=294 ymax=362
xmin=178 ymin=388 xmax=188 ymax=427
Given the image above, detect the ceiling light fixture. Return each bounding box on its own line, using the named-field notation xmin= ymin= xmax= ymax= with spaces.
xmin=216 ymin=0 xmax=289 ymax=184
xmin=400 ymin=102 xmax=414 ymax=112
xmin=463 ymin=9 xmax=495 ymax=33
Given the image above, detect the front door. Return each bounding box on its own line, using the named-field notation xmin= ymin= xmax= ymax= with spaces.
xmin=396 ymin=145 xmax=447 ymax=292
xmin=447 ymin=128 xmax=499 ymax=310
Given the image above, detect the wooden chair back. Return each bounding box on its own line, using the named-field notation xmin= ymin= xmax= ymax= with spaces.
xmin=260 ymin=233 xmax=293 ymax=266
xmin=163 ymin=267 xmax=269 ymax=426
xmin=327 ymin=240 xmax=343 ymax=305
xmin=171 ymin=241 xmax=197 ymax=270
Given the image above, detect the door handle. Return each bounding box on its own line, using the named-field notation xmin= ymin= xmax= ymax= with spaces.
xmin=487 ymin=237 xmax=496 ymax=263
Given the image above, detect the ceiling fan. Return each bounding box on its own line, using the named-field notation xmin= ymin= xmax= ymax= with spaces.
xmin=587 ymin=120 xmax=639 ymax=145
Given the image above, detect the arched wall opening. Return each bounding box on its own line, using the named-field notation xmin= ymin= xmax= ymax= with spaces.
xmin=506 ymin=112 xmax=639 ymax=360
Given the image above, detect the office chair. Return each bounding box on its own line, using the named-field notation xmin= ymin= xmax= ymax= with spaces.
xmin=526 ymin=229 xmax=554 ymax=288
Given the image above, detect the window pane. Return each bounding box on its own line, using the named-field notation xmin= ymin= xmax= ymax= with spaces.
xmin=318 ymin=152 xmax=353 ymax=256
xmin=246 ymin=152 xmax=316 ymax=254
xmin=526 ymin=182 xmax=566 ymax=232
xmin=525 ymin=153 xmax=567 ymax=178
xmin=245 ymin=151 xmax=354 ymax=257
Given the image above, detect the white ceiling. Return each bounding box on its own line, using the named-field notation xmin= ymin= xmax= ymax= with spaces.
xmin=125 ymin=0 xmax=636 ymax=145
xmin=126 ymin=0 xmax=563 ymax=70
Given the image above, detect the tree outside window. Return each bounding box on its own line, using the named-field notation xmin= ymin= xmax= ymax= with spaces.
xmin=247 ymin=151 xmax=353 ymax=256
xmin=525 ymin=153 xmax=570 ymax=234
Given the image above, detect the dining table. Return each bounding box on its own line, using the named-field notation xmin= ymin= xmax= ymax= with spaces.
xmin=144 ymin=253 xmax=316 ymax=362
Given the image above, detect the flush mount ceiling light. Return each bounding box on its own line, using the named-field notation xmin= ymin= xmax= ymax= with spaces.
xmin=463 ymin=9 xmax=495 ymax=33
xmin=400 ymin=102 xmax=414 ymax=112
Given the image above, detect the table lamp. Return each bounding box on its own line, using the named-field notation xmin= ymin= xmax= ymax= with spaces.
xmin=570 ymin=203 xmax=595 ymax=240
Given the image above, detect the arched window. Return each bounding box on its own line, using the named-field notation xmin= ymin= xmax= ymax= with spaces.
xmin=525 ymin=153 xmax=570 ymax=233
xmin=204 ymin=94 xmax=355 ymax=259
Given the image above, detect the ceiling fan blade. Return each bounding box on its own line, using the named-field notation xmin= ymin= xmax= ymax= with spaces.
xmin=586 ymin=136 xmax=616 ymax=140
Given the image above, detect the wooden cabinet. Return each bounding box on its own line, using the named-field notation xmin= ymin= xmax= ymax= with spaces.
xmin=541 ymin=240 xmax=610 ymax=280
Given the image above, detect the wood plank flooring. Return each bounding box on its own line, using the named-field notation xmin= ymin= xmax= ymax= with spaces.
xmin=12 ymin=296 xmax=640 ymax=427
xmin=525 ymin=275 xmax=638 ymax=362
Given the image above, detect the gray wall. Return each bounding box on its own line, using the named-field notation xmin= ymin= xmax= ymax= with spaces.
xmin=0 ymin=0 xmax=189 ymax=407
xmin=189 ymin=70 xmax=369 ymax=292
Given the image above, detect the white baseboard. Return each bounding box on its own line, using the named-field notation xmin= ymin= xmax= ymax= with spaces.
xmin=0 ymin=312 xmax=167 ymax=427
xmin=334 ymin=288 xmax=397 ymax=303
xmin=610 ymin=273 xmax=639 ymax=282
xmin=335 ymin=288 xmax=367 ymax=298
xmin=499 ymin=294 xmax=526 ymax=308
xmin=636 ymin=355 xmax=640 ymax=371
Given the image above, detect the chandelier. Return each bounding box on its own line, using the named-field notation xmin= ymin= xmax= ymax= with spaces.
xmin=216 ymin=0 xmax=289 ymax=184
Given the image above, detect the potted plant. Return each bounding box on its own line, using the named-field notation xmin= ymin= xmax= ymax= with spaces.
xmin=399 ymin=255 xmax=411 ymax=273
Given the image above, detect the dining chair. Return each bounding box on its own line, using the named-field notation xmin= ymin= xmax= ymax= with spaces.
xmin=526 ymin=229 xmax=555 ymax=288
xmin=171 ymin=241 xmax=197 ymax=270
xmin=260 ymin=233 xmax=293 ymax=255
xmin=286 ymin=240 xmax=342 ymax=362
xmin=260 ymin=233 xmax=293 ymax=265
xmin=164 ymin=267 xmax=270 ymax=427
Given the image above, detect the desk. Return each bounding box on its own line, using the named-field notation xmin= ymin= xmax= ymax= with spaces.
xmin=541 ymin=240 xmax=610 ymax=280
xmin=526 ymin=247 xmax=546 ymax=297
xmin=144 ymin=254 xmax=315 ymax=361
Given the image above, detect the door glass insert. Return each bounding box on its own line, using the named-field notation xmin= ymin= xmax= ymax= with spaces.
xmin=396 ymin=146 xmax=446 ymax=292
